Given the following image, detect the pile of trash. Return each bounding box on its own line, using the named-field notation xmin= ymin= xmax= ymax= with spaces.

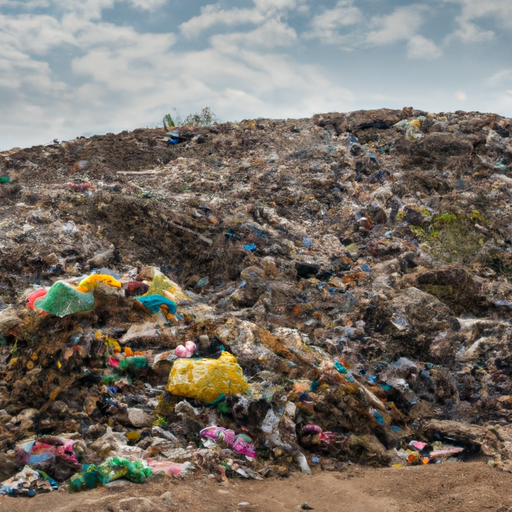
xmin=1 ymin=107 xmax=512 ymax=497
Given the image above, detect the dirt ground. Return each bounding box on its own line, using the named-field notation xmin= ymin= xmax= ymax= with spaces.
xmin=1 ymin=463 xmax=511 ymax=512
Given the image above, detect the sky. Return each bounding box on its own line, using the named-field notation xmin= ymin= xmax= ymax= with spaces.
xmin=0 ymin=0 xmax=511 ymax=150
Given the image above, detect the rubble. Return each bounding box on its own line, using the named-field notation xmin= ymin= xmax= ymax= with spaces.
xmin=1 ymin=108 xmax=512 ymax=495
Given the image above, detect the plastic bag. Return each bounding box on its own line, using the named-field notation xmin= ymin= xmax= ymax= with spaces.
xmin=34 ymin=282 xmax=94 ymax=317
xmin=145 ymin=271 xmax=190 ymax=302
xmin=27 ymin=288 xmax=48 ymax=311
xmin=77 ymin=274 xmax=122 ymax=292
xmin=136 ymin=295 xmax=177 ymax=315
xmin=69 ymin=457 xmax=152 ymax=491
xmin=166 ymin=351 xmax=248 ymax=402
xmin=0 ymin=466 xmax=57 ymax=497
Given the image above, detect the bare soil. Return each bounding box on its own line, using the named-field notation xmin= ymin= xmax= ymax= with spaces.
xmin=1 ymin=463 xmax=511 ymax=512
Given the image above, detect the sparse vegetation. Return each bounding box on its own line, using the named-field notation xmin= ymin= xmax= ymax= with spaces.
xmin=163 ymin=107 xmax=219 ymax=130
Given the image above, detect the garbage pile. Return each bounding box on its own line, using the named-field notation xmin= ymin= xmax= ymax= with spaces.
xmin=1 ymin=107 xmax=512 ymax=496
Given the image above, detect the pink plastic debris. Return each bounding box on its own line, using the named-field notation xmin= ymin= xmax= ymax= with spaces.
xmin=200 ymin=426 xmax=256 ymax=458
xmin=175 ymin=345 xmax=188 ymax=358
xmin=108 ymin=357 xmax=120 ymax=368
xmin=409 ymin=441 xmax=428 ymax=451
xmin=27 ymin=288 xmax=48 ymax=312
xmin=147 ymin=459 xmax=194 ymax=476
xmin=175 ymin=341 xmax=196 ymax=358
xmin=185 ymin=340 xmax=196 ymax=355
xmin=429 ymin=447 xmax=464 ymax=458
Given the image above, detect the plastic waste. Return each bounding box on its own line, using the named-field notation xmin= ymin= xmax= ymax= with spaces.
xmin=334 ymin=360 xmax=355 ymax=382
xmin=34 ymin=281 xmax=94 ymax=317
xmin=136 ymin=295 xmax=177 ymax=315
xmin=302 ymin=424 xmax=322 ymax=434
xmin=409 ymin=441 xmax=427 ymax=451
xmin=0 ymin=466 xmax=57 ymax=497
xmin=147 ymin=459 xmax=195 ymax=476
xmin=175 ymin=341 xmax=196 ymax=358
xmin=200 ymin=426 xmax=256 ymax=458
xmin=123 ymin=281 xmax=150 ymax=297
xmin=145 ymin=271 xmax=190 ymax=301
xmin=429 ymin=446 xmax=464 ymax=459
xmin=194 ymin=276 xmax=209 ymax=289
xmin=69 ymin=457 xmax=152 ymax=491
xmin=247 ymin=225 xmax=267 ymax=238
xmin=119 ymin=356 xmax=148 ymax=371
xmin=166 ymin=351 xmax=248 ymax=402
xmin=26 ymin=288 xmax=48 ymax=311
xmin=16 ymin=436 xmax=80 ymax=469
xmin=301 ymin=425 xmax=341 ymax=445
xmin=0 ymin=176 xmax=11 ymax=184
xmin=393 ymin=116 xmax=425 ymax=141
xmin=166 ymin=130 xmax=180 ymax=144
xmin=77 ymin=274 xmax=122 ymax=292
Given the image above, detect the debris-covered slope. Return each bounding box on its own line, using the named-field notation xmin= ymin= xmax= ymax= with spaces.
xmin=1 ymin=108 xmax=512 ymax=493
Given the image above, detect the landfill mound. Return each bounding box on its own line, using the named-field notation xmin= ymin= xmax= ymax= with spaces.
xmin=0 ymin=107 xmax=512 ymax=496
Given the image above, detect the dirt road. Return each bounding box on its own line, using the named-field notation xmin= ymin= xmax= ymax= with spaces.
xmin=1 ymin=463 xmax=510 ymax=512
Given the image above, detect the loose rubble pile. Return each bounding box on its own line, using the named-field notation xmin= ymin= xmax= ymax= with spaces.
xmin=1 ymin=107 xmax=512 ymax=496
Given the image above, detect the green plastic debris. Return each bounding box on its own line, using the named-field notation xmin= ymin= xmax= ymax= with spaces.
xmin=69 ymin=457 xmax=152 ymax=491
xmin=34 ymin=281 xmax=94 ymax=317
xmin=101 ymin=374 xmax=121 ymax=385
xmin=144 ymin=271 xmax=190 ymax=301
xmin=145 ymin=273 xmax=173 ymax=296
xmin=119 ymin=356 xmax=148 ymax=371
xmin=0 ymin=177 xmax=10 ymax=184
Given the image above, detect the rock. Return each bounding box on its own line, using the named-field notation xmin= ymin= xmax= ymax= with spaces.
xmin=198 ymin=334 xmax=210 ymax=350
xmin=390 ymin=287 xmax=459 ymax=334
xmin=0 ymin=307 xmax=20 ymax=335
xmin=87 ymin=245 xmax=114 ymax=267
xmin=126 ymin=408 xmax=153 ymax=428
xmin=160 ymin=491 xmax=174 ymax=502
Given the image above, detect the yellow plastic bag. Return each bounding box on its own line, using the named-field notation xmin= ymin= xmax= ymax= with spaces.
xmin=77 ymin=274 xmax=122 ymax=292
xmin=166 ymin=351 xmax=248 ymax=402
xmin=145 ymin=271 xmax=190 ymax=302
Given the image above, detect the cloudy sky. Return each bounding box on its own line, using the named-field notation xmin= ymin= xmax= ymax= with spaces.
xmin=1 ymin=0 xmax=511 ymax=150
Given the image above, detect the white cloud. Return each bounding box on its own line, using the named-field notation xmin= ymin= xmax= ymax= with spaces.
xmin=179 ymin=0 xmax=307 ymax=39
xmin=487 ymin=69 xmax=512 ymax=86
xmin=305 ymin=2 xmax=440 ymax=55
xmin=0 ymin=1 xmax=358 ymax=150
xmin=366 ymin=5 xmax=428 ymax=46
xmin=72 ymin=30 xmax=177 ymax=91
xmin=440 ymin=0 xmax=512 ymax=43
xmin=0 ymin=14 xmax=77 ymax=55
xmin=3 ymin=0 xmax=170 ymax=19
xmin=253 ymin=0 xmax=306 ymax=13
xmin=447 ymin=20 xmax=494 ymax=43
xmin=306 ymin=1 xmax=364 ymax=44
xmin=407 ymin=35 xmax=442 ymax=59
xmin=2 ymin=0 xmax=512 ymax=151
xmin=210 ymin=19 xmax=297 ymax=50
xmin=128 ymin=0 xmax=168 ymax=10
xmin=179 ymin=5 xmax=264 ymax=38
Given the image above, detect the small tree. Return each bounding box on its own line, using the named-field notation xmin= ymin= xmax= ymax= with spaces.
xmin=163 ymin=107 xmax=219 ymax=129
xmin=183 ymin=107 xmax=219 ymax=127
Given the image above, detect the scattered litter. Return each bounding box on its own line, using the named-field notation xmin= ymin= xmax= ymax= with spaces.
xmin=0 ymin=108 xmax=511 ymax=500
